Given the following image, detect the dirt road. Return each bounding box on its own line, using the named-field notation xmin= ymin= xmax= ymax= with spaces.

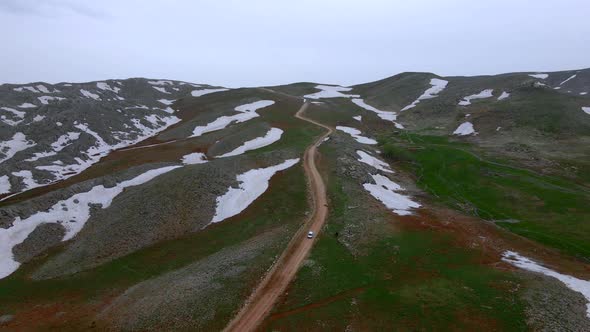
xmin=224 ymin=102 xmax=333 ymax=332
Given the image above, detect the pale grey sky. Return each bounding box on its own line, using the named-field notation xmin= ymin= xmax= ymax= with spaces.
xmin=2 ymin=0 xmax=589 ymax=87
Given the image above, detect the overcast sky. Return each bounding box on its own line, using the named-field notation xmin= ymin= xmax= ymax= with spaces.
xmin=2 ymin=0 xmax=589 ymax=87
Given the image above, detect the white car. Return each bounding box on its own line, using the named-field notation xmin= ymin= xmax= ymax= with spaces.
xmin=307 ymin=231 xmax=314 ymax=239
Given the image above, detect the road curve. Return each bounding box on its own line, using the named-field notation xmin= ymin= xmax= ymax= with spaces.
xmin=224 ymin=102 xmax=333 ymax=332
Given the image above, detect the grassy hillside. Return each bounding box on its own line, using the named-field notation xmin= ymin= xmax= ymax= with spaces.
xmin=379 ymin=133 xmax=590 ymax=261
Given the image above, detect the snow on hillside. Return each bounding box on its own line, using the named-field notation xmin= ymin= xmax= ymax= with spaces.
xmin=11 ymin=170 xmax=40 ymax=191
xmin=529 ymin=73 xmax=549 ymax=79
xmin=351 ymin=99 xmax=403 ymax=128
xmin=38 ymin=96 xmax=65 ymax=105
xmin=502 ymin=251 xmax=590 ymax=318
xmin=96 ymin=82 xmax=121 ymax=94
xmin=0 ymin=107 xmax=26 ymax=126
xmin=158 ymin=99 xmax=175 ymax=105
xmin=582 ymin=107 xmax=590 ymax=115
xmin=181 ymin=152 xmax=208 ymax=165
xmin=363 ymin=174 xmax=420 ymax=216
xmin=458 ymin=89 xmax=494 ymax=106
xmin=153 ymin=86 xmax=171 ymax=94
xmin=401 ymin=78 xmax=448 ymax=111
xmin=336 ymin=126 xmax=377 ymax=144
xmin=217 ymin=128 xmax=283 ymax=158
xmin=0 ymin=165 xmax=180 ymax=279
xmin=453 ymin=122 xmax=476 ymax=136
xmin=353 ymin=115 xmax=362 ymax=121
xmin=18 ymin=103 xmax=36 ymax=108
xmin=357 ymin=150 xmax=393 ymax=173
xmin=304 ymin=85 xmax=360 ymax=99
xmin=31 ymin=116 xmax=180 ymax=186
xmin=191 ymin=100 xmax=275 ymax=137
xmin=25 ymin=132 xmax=80 ymax=162
xmin=80 ymin=89 xmax=101 ymax=100
xmin=560 ymin=74 xmax=577 ymax=85
xmin=0 ymin=133 xmax=36 ymax=164
xmin=191 ymin=88 xmax=229 ymax=97
xmin=498 ymin=91 xmax=510 ymax=100
xmin=211 ymin=158 xmax=300 ymax=223
xmin=0 ymin=175 xmax=10 ymax=194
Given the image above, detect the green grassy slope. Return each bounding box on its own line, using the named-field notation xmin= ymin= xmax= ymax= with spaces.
xmin=263 ymin=142 xmax=527 ymax=331
xmin=380 ymin=133 xmax=590 ymax=261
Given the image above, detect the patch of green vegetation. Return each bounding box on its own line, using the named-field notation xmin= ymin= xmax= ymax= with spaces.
xmin=264 ymin=143 xmax=526 ymax=331
xmin=382 ymin=132 xmax=590 ymax=260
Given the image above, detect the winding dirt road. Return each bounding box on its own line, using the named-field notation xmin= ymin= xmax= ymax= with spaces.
xmin=224 ymin=102 xmax=333 ymax=332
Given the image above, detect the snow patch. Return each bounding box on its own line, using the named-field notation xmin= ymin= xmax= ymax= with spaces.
xmin=34 ymin=115 xmax=179 ymax=185
xmin=502 ymin=251 xmax=590 ymax=318
xmin=148 ymin=80 xmax=174 ymax=86
xmin=0 ymin=175 xmax=11 ymax=195
xmin=560 ymin=74 xmax=577 ymax=85
xmin=356 ymin=150 xmax=393 ymax=173
xmin=12 ymin=170 xmax=41 ymax=191
xmin=191 ymin=88 xmax=229 ymax=97
xmin=0 ymin=133 xmax=36 ymax=164
xmin=304 ymin=85 xmax=359 ymax=99
xmin=32 ymin=115 xmax=45 ymax=122
xmin=17 ymin=103 xmax=36 ymax=108
xmin=1 ymin=107 xmax=25 ymax=119
xmin=158 ymin=99 xmax=175 ymax=105
xmin=153 ymin=86 xmax=171 ymax=94
xmin=498 ymin=91 xmax=510 ymax=101
xmin=458 ymin=89 xmax=494 ymax=106
xmin=351 ymin=98 xmax=399 ymax=124
xmin=336 ymin=126 xmax=377 ymax=145
xmin=363 ymin=174 xmax=420 ymax=216
xmin=217 ymin=128 xmax=283 ymax=158
xmin=401 ymin=78 xmax=448 ymax=111
xmin=582 ymin=107 xmax=590 ymax=115
xmin=211 ymin=159 xmax=299 ymax=223
xmin=529 ymin=73 xmax=549 ymax=79
xmin=80 ymin=89 xmax=101 ymax=100
xmin=353 ymin=115 xmax=362 ymax=121
xmin=38 ymin=96 xmax=65 ymax=105
xmin=191 ymin=100 xmax=275 ymax=137
xmin=96 ymin=82 xmax=121 ymax=94
xmin=453 ymin=122 xmax=476 ymax=136
xmin=181 ymin=152 xmax=208 ymax=165
xmin=0 ymin=166 xmax=180 ymax=279
xmin=13 ymin=86 xmax=39 ymax=93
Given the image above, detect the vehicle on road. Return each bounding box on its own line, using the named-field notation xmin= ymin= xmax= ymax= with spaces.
xmin=307 ymin=231 xmax=314 ymax=239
